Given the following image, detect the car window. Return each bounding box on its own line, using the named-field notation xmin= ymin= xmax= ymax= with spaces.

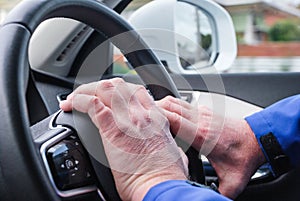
xmin=112 ymin=0 xmax=153 ymax=75
xmin=0 ymin=0 xmax=21 ymax=24
xmin=115 ymin=0 xmax=300 ymax=75
xmin=3 ymin=0 xmax=300 ymax=75
xmin=221 ymin=0 xmax=300 ymax=73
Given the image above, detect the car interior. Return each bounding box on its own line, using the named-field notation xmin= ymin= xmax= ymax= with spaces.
xmin=0 ymin=0 xmax=299 ymax=201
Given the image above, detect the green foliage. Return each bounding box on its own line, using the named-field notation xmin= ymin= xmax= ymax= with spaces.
xmin=201 ymin=34 xmax=212 ymax=50
xmin=269 ymin=20 xmax=300 ymax=41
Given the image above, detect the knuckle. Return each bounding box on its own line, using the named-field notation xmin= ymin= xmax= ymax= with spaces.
xmin=137 ymin=86 xmax=152 ymax=98
xmin=165 ymin=95 xmax=174 ymax=102
xmin=99 ymin=80 xmax=114 ymax=89
xmin=198 ymin=126 xmax=209 ymax=136
xmin=136 ymin=85 xmax=147 ymax=92
xmin=89 ymin=96 xmax=98 ymax=104
xmin=111 ymin=77 xmax=124 ymax=84
xmin=172 ymin=112 xmax=181 ymax=124
xmin=89 ymin=97 xmax=101 ymax=112
xmin=73 ymin=84 xmax=85 ymax=94
xmin=161 ymin=99 xmax=172 ymax=110
xmin=95 ymin=106 xmax=109 ymax=119
xmin=198 ymin=105 xmax=211 ymax=113
xmin=197 ymin=106 xmax=212 ymax=118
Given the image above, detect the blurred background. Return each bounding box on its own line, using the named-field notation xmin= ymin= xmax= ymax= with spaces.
xmin=0 ymin=0 xmax=20 ymax=23
xmin=1 ymin=0 xmax=300 ymax=73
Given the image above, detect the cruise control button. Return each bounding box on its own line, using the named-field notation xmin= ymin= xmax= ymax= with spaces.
xmin=65 ymin=158 xmax=76 ymax=169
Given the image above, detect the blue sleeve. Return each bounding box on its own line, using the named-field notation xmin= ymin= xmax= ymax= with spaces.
xmin=245 ymin=94 xmax=300 ymax=168
xmin=144 ymin=95 xmax=300 ymax=201
xmin=143 ymin=180 xmax=231 ymax=201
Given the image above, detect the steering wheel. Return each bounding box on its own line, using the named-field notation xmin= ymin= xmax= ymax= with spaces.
xmin=0 ymin=0 xmax=204 ymax=200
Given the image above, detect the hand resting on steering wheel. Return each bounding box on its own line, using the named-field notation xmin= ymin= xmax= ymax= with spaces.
xmin=60 ymin=78 xmax=188 ymax=201
xmin=157 ymin=96 xmax=266 ymax=199
xmin=60 ymin=77 xmax=266 ymax=200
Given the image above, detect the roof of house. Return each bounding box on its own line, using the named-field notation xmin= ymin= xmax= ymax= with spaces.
xmin=213 ymin=0 xmax=300 ymax=18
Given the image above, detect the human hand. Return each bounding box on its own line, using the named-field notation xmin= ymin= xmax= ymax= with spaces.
xmin=156 ymin=96 xmax=266 ymax=199
xmin=60 ymin=78 xmax=188 ymax=201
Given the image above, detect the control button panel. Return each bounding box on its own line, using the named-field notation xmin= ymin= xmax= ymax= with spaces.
xmin=47 ymin=134 xmax=96 ymax=191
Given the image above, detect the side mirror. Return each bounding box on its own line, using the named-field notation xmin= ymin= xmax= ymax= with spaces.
xmin=129 ymin=0 xmax=237 ymax=73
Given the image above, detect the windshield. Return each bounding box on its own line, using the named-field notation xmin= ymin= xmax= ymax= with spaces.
xmin=0 ymin=0 xmax=21 ymax=24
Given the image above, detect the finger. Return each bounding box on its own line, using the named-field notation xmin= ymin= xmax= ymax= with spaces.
xmin=110 ymin=82 xmax=154 ymax=136
xmin=68 ymin=82 xmax=98 ymax=99
xmin=60 ymin=99 xmax=73 ymax=111
xmin=60 ymin=82 xmax=100 ymax=111
xmin=111 ymin=81 xmax=157 ymax=114
xmin=111 ymin=82 xmax=143 ymax=112
xmin=66 ymin=78 xmax=125 ymax=108
xmin=162 ymin=109 xmax=203 ymax=151
xmin=156 ymin=97 xmax=195 ymax=121
xmin=171 ymin=96 xmax=193 ymax=110
xmin=94 ymin=78 xmax=126 ymax=107
xmin=70 ymin=94 xmax=103 ymax=128
xmin=69 ymin=94 xmax=116 ymax=133
xmin=72 ymin=78 xmax=124 ymax=97
xmin=162 ymin=96 xmax=192 ymax=110
xmin=72 ymin=94 xmax=99 ymax=113
xmin=125 ymin=82 xmax=155 ymax=110
xmin=59 ymin=92 xmax=115 ymax=131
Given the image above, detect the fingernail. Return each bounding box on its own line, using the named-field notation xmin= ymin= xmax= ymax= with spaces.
xmin=59 ymin=100 xmax=67 ymax=109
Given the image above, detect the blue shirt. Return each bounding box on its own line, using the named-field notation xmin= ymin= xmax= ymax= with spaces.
xmin=144 ymin=95 xmax=300 ymax=201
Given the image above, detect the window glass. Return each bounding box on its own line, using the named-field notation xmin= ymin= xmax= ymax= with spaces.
xmin=0 ymin=0 xmax=21 ymax=24
xmin=121 ymin=0 xmax=300 ymax=74
xmin=223 ymin=1 xmax=300 ymax=73
xmin=116 ymin=0 xmax=300 ymax=74
xmin=4 ymin=0 xmax=300 ymax=74
xmin=112 ymin=0 xmax=153 ymax=75
xmin=175 ymin=2 xmax=213 ymax=69
xmin=112 ymin=46 xmax=136 ymax=75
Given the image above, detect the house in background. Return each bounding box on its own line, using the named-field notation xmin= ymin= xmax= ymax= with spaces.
xmin=213 ymin=0 xmax=300 ymax=72
xmin=214 ymin=0 xmax=300 ymax=44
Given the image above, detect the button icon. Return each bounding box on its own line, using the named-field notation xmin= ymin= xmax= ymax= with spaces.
xmin=65 ymin=159 xmax=76 ymax=169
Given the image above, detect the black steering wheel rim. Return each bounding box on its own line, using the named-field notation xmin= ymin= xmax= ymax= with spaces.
xmin=0 ymin=1 xmax=203 ymax=200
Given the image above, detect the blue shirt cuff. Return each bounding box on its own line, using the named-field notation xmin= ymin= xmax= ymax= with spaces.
xmin=245 ymin=112 xmax=275 ymax=174
xmin=245 ymin=95 xmax=300 ymax=169
xmin=143 ymin=180 xmax=231 ymax=201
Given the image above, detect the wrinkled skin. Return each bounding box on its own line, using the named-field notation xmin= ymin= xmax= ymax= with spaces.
xmin=60 ymin=78 xmax=188 ymax=201
xmin=157 ymin=96 xmax=266 ymax=199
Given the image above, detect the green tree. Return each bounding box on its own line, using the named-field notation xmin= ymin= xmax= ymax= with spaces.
xmin=201 ymin=34 xmax=212 ymax=50
xmin=269 ymin=20 xmax=300 ymax=41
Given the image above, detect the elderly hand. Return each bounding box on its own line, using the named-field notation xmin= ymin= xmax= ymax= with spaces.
xmin=157 ymin=96 xmax=266 ymax=199
xmin=60 ymin=78 xmax=188 ymax=201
